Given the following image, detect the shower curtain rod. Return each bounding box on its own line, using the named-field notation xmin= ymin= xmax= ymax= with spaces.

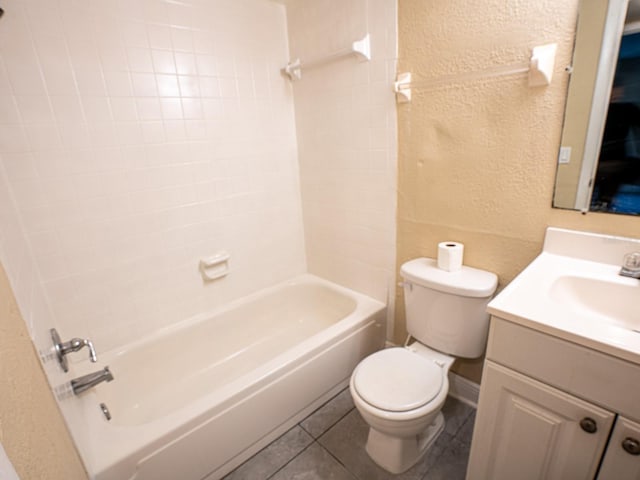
xmin=394 ymin=43 xmax=558 ymax=103
xmin=283 ymin=34 xmax=371 ymax=81
xmin=398 ymin=62 xmax=530 ymax=91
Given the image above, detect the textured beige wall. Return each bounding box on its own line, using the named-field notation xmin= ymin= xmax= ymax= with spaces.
xmin=0 ymin=262 xmax=87 ymax=480
xmin=397 ymin=0 xmax=640 ymax=383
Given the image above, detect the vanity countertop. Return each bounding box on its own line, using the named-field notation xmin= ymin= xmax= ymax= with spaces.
xmin=487 ymin=227 xmax=640 ymax=365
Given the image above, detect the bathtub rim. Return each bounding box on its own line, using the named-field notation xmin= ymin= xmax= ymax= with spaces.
xmin=103 ymin=273 xmax=375 ymax=361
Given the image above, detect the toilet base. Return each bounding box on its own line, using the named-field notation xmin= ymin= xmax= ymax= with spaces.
xmin=365 ymin=412 xmax=445 ymax=474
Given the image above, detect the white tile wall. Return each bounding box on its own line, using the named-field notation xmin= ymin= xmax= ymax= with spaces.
xmin=0 ymin=0 xmax=307 ymax=352
xmin=285 ymin=0 xmax=398 ymax=308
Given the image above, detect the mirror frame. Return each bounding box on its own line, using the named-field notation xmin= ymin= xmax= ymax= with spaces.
xmin=554 ymin=0 xmax=631 ymax=212
xmin=574 ymin=0 xmax=629 ymax=211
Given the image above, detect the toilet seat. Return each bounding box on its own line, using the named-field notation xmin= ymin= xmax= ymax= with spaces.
xmin=353 ymin=348 xmax=443 ymax=412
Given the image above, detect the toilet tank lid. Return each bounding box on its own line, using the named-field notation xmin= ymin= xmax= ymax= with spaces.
xmin=400 ymin=258 xmax=498 ymax=298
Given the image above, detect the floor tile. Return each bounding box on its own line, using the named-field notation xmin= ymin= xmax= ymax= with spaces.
xmin=318 ymin=408 xmax=450 ymax=480
xmin=441 ymin=397 xmax=475 ymax=437
xmin=269 ymin=443 xmax=357 ymax=480
xmin=300 ymin=387 xmax=355 ymax=439
xmin=420 ymin=437 xmax=471 ymax=480
xmin=456 ymin=410 xmax=476 ymax=445
xmin=222 ymin=426 xmax=313 ymax=480
xmin=227 ymin=392 xmax=478 ymax=480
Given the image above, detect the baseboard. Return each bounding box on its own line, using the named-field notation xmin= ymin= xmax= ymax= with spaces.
xmin=447 ymin=372 xmax=480 ymax=408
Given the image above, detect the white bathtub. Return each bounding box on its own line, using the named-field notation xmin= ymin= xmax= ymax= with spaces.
xmin=63 ymin=274 xmax=386 ymax=480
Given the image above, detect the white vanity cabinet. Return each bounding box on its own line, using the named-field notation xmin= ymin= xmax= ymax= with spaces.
xmin=467 ymin=318 xmax=640 ymax=480
xmin=468 ymin=361 xmax=614 ymax=479
xmin=598 ymin=417 xmax=640 ymax=479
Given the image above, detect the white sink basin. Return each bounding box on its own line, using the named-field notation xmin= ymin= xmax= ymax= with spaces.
xmin=549 ymin=275 xmax=640 ymax=332
xmin=487 ymin=227 xmax=640 ymax=364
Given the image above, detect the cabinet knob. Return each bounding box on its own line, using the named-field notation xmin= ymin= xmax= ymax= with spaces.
xmin=622 ymin=437 xmax=640 ymax=455
xmin=580 ymin=417 xmax=598 ymax=434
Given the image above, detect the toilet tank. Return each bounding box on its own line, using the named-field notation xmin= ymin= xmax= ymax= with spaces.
xmin=400 ymin=258 xmax=498 ymax=358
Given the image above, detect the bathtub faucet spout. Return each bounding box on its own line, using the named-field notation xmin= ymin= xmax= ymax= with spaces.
xmin=71 ymin=367 xmax=114 ymax=395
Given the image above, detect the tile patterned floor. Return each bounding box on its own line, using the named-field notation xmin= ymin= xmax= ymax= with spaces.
xmin=223 ymin=388 xmax=476 ymax=480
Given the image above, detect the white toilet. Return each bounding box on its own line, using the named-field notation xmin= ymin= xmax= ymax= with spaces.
xmin=349 ymin=257 xmax=498 ymax=474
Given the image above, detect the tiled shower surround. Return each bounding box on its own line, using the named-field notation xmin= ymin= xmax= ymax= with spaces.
xmin=0 ymin=0 xmax=397 ymax=356
xmin=0 ymin=0 xmax=306 ymax=353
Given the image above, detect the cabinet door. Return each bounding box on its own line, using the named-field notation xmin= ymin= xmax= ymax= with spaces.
xmin=597 ymin=416 xmax=640 ymax=479
xmin=466 ymin=361 xmax=615 ymax=480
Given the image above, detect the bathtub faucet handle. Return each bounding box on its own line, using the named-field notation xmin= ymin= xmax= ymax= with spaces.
xmin=50 ymin=328 xmax=98 ymax=372
xmin=67 ymin=337 xmax=97 ymax=362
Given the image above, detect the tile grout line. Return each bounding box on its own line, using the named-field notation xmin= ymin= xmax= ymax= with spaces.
xmin=310 ymin=406 xmax=367 ymax=480
xmin=303 ymin=407 xmax=362 ymax=478
xmin=312 ymin=440 xmax=360 ymax=480
xmin=263 ymin=439 xmax=319 ymax=480
xmin=299 ymin=404 xmax=357 ymax=439
xmin=285 ymin=401 xmax=362 ymax=479
xmin=420 ymin=405 xmax=477 ymax=480
xmin=262 ymin=389 xmax=358 ymax=480
xmin=448 ymin=409 xmax=475 ymax=439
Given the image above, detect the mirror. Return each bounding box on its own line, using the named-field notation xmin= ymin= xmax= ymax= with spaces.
xmin=554 ymin=0 xmax=640 ymax=215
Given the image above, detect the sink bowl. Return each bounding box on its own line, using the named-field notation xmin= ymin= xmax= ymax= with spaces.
xmin=487 ymin=228 xmax=640 ymax=364
xmin=550 ymin=275 xmax=640 ymax=332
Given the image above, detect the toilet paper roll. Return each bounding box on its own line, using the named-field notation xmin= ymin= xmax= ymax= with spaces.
xmin=437 ymin=242 xmax=464 ymax=272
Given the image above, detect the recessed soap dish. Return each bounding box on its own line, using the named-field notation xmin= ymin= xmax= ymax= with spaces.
xmin=199 ymin=251 xmax=230 ymax=282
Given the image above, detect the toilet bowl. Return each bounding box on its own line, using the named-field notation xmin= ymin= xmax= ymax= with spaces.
xmin=349 ymin=257 xmax=498 ymax=474
xmin=349 ymin=342 xmax=455 ymax=474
